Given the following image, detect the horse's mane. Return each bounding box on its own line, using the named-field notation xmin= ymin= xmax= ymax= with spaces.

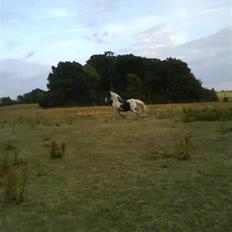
xmin=110 ymin=91 xmax=121 ymax=100
xmin=110 ymin=91 xmax=119 ymax=95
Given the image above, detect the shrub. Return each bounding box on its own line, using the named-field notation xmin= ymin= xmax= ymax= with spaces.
xmin=61 ymin=142 xmax=66 ymax=155
xmin=50 ymin=141 xmax=66 ymax=158
xmin=2 ymin=151 xmax=28 ymax=204
xmin=223 ymin=97 xmax=228 ymax=102
xmin=146 ymin=132 xmax=192 ymax=161
xmin=174 ymin=131 xmax=192 ymax=160
xmin=5 ymin=140 xmax=15 ymax=151
xmin=217 ymin=123 xmax=232 ymax=140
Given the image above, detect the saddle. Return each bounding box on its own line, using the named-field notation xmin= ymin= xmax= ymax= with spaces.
xmin=119 ymin=99 xmax=131 ymax=111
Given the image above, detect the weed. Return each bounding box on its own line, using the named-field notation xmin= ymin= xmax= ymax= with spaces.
xmin=61 ymin=142 xmax=66 ymax=156
xmin=223 ymin=97 xmax=228 ymax=102
xmin=5 ymin=140 xmax=15 ymax=151
xmin=3 ymin=151 xmax=28 ymax=204
xmin=217 ymin=123 xmax=232 ymax=140
xmin=55 ymin=122 xmax=60 ymax=127
xmin=50 ymin=141 xmax=66 ymax=158
xmin=160 ymin=164 xmax=168 ymax=168
xmin=174 ymin=131 xmax=192 ymax=160
xmin=145 ymin=131 xmax=192 ymax=161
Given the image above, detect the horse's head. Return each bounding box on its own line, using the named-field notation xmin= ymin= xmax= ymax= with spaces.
xmin=105 ymin=91 xmax=122 ymax=104
xmin=110 ymin=91 xmax=122 ymax=102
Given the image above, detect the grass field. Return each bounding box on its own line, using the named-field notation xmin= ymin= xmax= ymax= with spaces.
xmin=0 ymin=102 xmax=232 ymax=232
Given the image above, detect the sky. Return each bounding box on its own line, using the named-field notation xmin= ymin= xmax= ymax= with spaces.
xmin=0 ymin=0 xmax=231 ymax=98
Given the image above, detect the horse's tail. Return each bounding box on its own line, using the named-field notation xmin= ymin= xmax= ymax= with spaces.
xmin=134 ymin=99 xmax=148 ymax=113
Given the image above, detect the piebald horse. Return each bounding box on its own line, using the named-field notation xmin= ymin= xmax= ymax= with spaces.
xmin=105 ymin=91 xmax=147 ymax=118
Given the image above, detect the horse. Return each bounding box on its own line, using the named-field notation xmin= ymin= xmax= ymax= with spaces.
xmin=105 ymin=91 xmax=147 ymax=118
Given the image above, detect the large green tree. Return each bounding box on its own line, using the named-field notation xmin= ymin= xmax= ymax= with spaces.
xmin=37 ymin=53 xmax=218 ymax=107
xmin=126 ymin=73 xmax=143 ymax=99
xmin=17 ymin=89 xmax=46 ymax=104
xmin=40 ymin=61 xmax=102 ymax=107
xmin=0 ymin=97 xmax=15 ymax=106
xmin=87 ymin=51 xmax=116 ymax=93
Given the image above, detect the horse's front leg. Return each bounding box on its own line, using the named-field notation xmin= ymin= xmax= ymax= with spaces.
xmin=112 ymin=108 xmax=117 ymax=118
xmin=112 ymin=107 xmax=120 ymax=119
xmin=119 ymin=110 xmax=125 ymax=118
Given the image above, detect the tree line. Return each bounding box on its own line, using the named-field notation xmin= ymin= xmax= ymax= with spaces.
xmin=0 ymin=52 xmax=217 ymax=107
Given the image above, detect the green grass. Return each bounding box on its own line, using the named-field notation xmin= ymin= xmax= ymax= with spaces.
xmin=182 ymin=107 xmax=232 ymax=122
xmin=0 ymin=103 xmax=232 ymax=232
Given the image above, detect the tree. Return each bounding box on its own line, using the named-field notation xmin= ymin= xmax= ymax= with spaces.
xmin=201 ymin=88 xmax=218 ymax=101
xmin=37 ymin=52 xmax=218 ymax=107
xmin=82 ymin=64 xmax=102 ymax=104
xmin=0 ymin=97 xmax=15 ymax=106
xmin=47 ymin=62 xmax=83 ymax=105
xmin=87 ymin=51 xmax=116 ymax=92
xmin=40 ymin=61 xmax=102 ymax=107
xmin=17 ymin=89 xmax=46 ymax=104
xmin=158 ymin=58 xmax=204 ymax=102
xmin=126 ymin=73 xmax=143 ymax=99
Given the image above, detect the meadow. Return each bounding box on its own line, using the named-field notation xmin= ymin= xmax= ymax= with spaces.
xmin=0 ymin=102 xmax=232 ymax=232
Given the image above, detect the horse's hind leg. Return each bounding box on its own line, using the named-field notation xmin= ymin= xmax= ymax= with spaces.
xmin=131 ymin=108 xmax=140 ymax=118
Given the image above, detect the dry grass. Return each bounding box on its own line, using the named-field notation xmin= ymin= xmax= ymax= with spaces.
xmin=217 ymin=91 xmax=232 ymax=102
xmin=0 ymin=102 xmax=231 ymax=232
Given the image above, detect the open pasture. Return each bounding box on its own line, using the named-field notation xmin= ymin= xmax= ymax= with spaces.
xmin=0 ymin=102 xmax=232 ymax=232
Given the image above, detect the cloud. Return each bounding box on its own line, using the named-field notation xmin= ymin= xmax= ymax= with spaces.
xmin=134 ymin=24 xmax=186 ymax=47
xmin=0 ymin=10 xmax=26 ymax=24
xmin=24 ymin=51 xmax=35 ymax=59
xmin=36 ymin=8 xmax=77 ymax=20
xmin=134 ymin=27 xmax=232 ymax=90
xmin=88 ymin=32 xmax=109 ymax=44
xmin=0 ymin=59 xmax=50 ymax=98
xmin=1 ymin=0 xmax=230 ymax=93
xmin=83 ymin=0 xmax=115 ymax=13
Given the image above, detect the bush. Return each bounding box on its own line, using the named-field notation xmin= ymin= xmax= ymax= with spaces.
xmin=50 ymin=141 xmax=66 ymax=158
xmin=2 ymin=151 xmax=28 ymax=204
xmin=174 ymin=132 xmax=192 ymax=160
xmin=145 ymin=131 xmax=193 ymax=161
xmin=223 ymin=97 xmax=228 ymax=102
xmin=5 ymin=140 xmax=15 ymax=151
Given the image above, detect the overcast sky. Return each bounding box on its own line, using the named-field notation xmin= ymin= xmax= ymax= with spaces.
xmin=0 ymin=0 xmax=231 ymax=98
